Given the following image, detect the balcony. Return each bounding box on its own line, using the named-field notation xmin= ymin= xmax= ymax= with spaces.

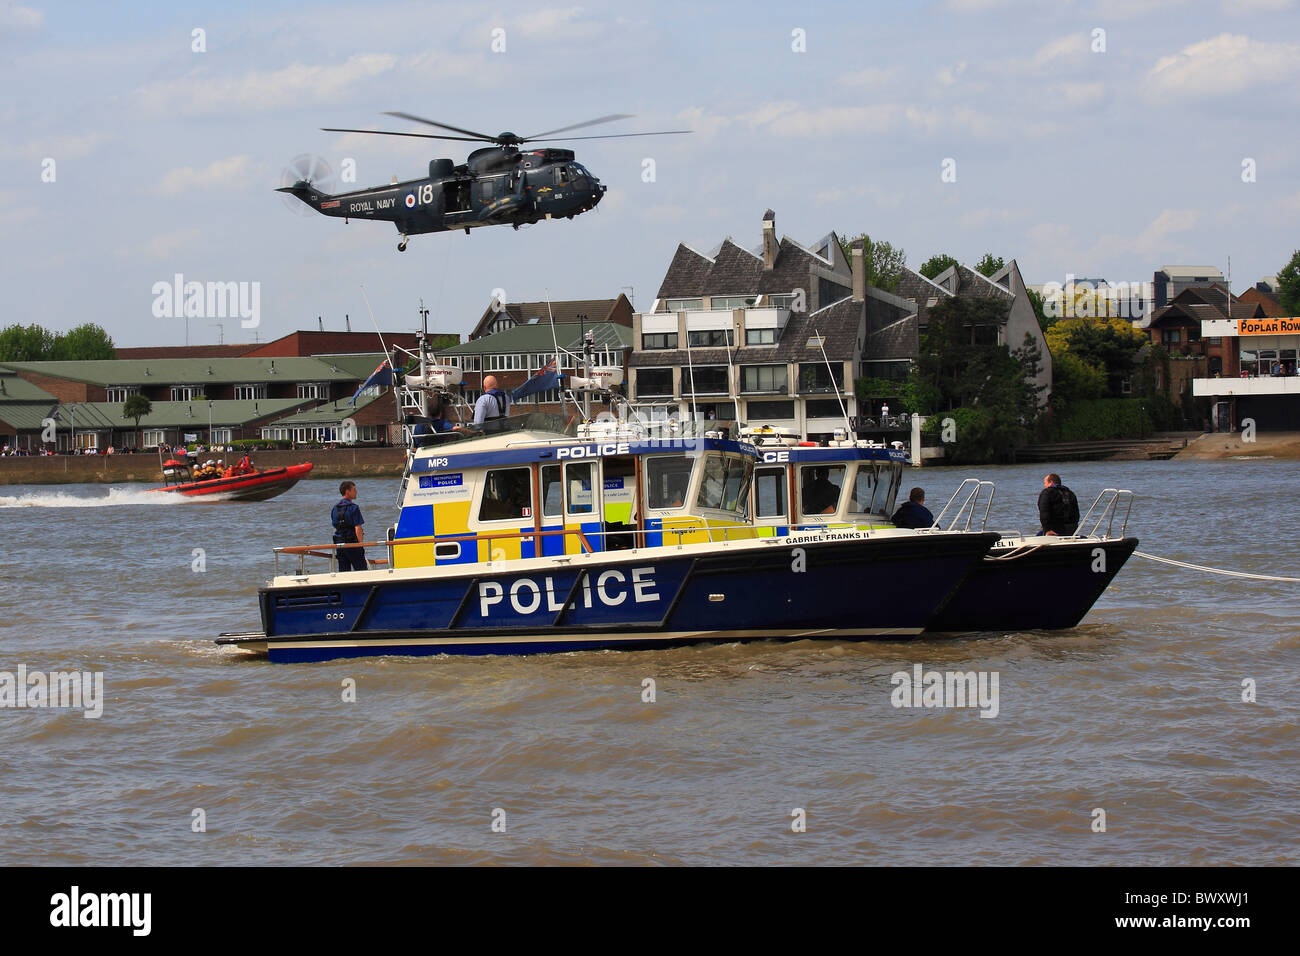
xmin=1193 ymin=377 xmax=1300 ymax=398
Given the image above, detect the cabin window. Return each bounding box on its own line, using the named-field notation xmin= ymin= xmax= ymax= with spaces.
xmin=565 ymin=462 xmax=595 ymax=514
xmin=872 ymin=464 xmax=898 ymax=516
xmin=799 ymin=464 xmax=845 ymax=516
xmin=541 ymin=464 xmax=562 ymax=517
xmin=695 ymin=454 xmax=750 ymax=514
xmin=646 ymin=456 xmax=694 ymax=510
xmin=753 ymin=467 xmax=787 ymax=519
xmin=478 ymin=467 xmax=533 ymax=522
xmin=848 ymin=464 xmax=877 ymax=515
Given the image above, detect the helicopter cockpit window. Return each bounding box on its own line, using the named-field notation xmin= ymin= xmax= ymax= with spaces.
xmin=556 ymin=165 xmax=570 ymax=185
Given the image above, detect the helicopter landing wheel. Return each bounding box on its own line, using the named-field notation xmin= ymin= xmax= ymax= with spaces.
xmin=397 ymin=237 xmax=408 ymax=252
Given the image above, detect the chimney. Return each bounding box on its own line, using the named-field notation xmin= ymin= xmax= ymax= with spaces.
xmin=318 ymin=316 xmax=323 ymax=331
xmin=345 ymin=314 xmax=351 ymax=332
xmin=761 ymin=209 xmax=777 ymax=271
xmin=851 ymin=239 xmax=866 ymax=303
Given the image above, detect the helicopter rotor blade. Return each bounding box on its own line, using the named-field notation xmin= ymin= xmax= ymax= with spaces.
xmin=523 ymin=130 xmax=693 ymax=142
xmin=521 ymin=114 xmax=635 ymax=140
xmin=381 ymin=112 xmax=499 ymax=142
xmin=321 ymin=127 xmax=484 ymax=142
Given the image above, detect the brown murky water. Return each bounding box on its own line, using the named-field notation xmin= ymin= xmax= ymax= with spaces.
xmin=3 ymin=460 xmax=1297 ymax=865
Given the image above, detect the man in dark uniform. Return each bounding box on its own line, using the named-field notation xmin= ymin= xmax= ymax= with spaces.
xmin=331 ymin=481 xmax=367 ymax=571
xmin=892 ymin=487 xmax=935 ymax=529
xmin=1037 ymin=473 xmax=1080 ymax=536
xmin=802 ymin=467 xmax=840 ymax=515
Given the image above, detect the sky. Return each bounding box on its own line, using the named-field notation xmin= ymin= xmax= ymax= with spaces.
xmin=1 ymin=0 xmax=1297 ymax=348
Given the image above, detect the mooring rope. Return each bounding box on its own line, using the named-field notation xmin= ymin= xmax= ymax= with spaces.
xmin=1132 ymin=551 xmax=1300 ymax=582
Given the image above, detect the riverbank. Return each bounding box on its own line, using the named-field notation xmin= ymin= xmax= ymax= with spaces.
xmin=0 ymin=447 xmax=407 ymax=485
xmin=1174 ymin=431 xmax=1300 ymax=461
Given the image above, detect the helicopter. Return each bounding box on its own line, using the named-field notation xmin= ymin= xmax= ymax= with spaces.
xmin=276 ymin=112 xmax=690 ymax=251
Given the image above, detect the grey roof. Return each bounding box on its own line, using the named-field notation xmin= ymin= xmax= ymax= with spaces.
xmin=0 ymin=356 xmax=360 ymax=386
xmin=656 ymin=235 xmax=845 ymax=299
xmin=863 ymin=314 xmax=919 ymax=361
xmin=895 ymin=267 xmax=954 ymax=328
xmin=0 ymin=398 xmax=310 ymax=431
xmin=0 ymin=373 xmax=57 ymax=402
xmin=1158 ymin=265 xmax=1224 ymax=279
xmin=435 ymin=321 xmax=631 ymax=355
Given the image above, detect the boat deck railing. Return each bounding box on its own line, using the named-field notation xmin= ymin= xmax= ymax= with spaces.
xmin=272 ymin=521 xmax=772 ymax=577
xmin=1076 ymin=488 xmax=1134 ymax=539
xmin=930 ymin=478 xmax=996 ymax=532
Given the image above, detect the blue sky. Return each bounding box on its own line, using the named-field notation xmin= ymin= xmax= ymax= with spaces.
xmin=1 ymin=0 xmax=1296 ymax=347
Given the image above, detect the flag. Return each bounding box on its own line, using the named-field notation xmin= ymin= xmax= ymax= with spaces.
xmin=511 ymin=359 xmax=558 ymax=401
xmin=351 ymin=360 xmax=397 ymax=405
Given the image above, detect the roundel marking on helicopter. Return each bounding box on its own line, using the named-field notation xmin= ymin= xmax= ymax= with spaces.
xmin=404 ymin=193 xmax=416 ymax=209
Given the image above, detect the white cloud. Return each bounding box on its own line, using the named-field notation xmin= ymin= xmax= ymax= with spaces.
xmin=0 ymin=3 xmax=42 ymax=31
xmin=135 ymin=53 xmax=399 ymax=115
xmin=936 ymin=61 xmax=968 ymax=87
xmin=1052 ymin=81 xmax=1106 ymax=108
xmin=1033 ymin=34 xmax=1088 ymax=67
xmin=1221 ymin=0 xmax=1293 ymax=11
xmin=132 ymin=229 xmax=203 ymax=260
xmin=516 ymin=7 xmax=587 ymax=36
xmin=1089 ymin=209 xmax=1201 ymax=258
xmin=0 ymin=131 xmax=110 ymax=161
xmin=1147 ymin=33 xmax=1300 ymax=97
xmin=158 ymin=156 xmax=257 ymax=196
xmin=838 ymin=66 xmax=901 ymax=87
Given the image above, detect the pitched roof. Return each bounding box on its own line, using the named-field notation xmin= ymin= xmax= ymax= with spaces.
xmin=895 ymin=267 xmax=954 ymax=327
xmin=1238 ymin=287 xmax=1288 ymax=317
xmin=265 ymin=393 xmax=386 ymax=426
xmin=0 ymin=373 xmax=57 ymax=402
xmin=656 ymin=235 xmax=848 ymax=299
xmin=0 ymin=398 xmax=310 ymax=430
xmin=0 ymin=356 xmax=360 ymax=386
xmin=435 ymin=321 xmax=632 ymax=355
xmin=469 ymin=296 xmax=629 ymax=339
xmin=863 ymin=314 xmax=919 ymax=361
xmin=1158 ymin=265 xmax=1224 ymax=279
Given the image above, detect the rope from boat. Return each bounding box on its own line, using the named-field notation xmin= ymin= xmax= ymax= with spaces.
xmin=1132 ymin=551 xmax=1300 ymax=582
xmin=985 ymin=545 xmax=1044 ymax=561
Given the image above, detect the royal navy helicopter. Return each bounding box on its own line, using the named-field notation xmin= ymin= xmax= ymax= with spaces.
xmin=277 ymin=112 xmax=689 ymax=251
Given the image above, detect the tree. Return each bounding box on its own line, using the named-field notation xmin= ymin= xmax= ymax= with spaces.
xmin=918 ymin=253 xmax=958 ymax=280
xmin=1026 ymin=288 xmax=1053 ymax=331
xmin=839 ymin=233 xmax=907 ymax=293
xmin=1278 ymin=249 xmax=1300 ymax=314
xmin=974 ymin=253 xmax=1005 ymax=277
xmin=123 ymin=394 xmax=152 ymax=431
xmin=0 ymin=324 xmax=55 ymax=362
xmin=51 ymin=324 xmax=116 ymax=361
xmin=1045 ymin=317 xmax=1145 ymax=396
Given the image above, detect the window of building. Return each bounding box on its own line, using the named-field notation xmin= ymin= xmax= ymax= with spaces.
xmin=745 ymin=327 xmax=778 ymax=346
xmin=685 ymin=365 xmax=730 ymax=394
xmin=75 ymin=432 xmax=98 ymax=450
xmin=479 ymin=467 xmax=532 ymax=522
xmin=297 ymin=382 xmax=328 ymax=400
xmin=746 ymin=400 xmax=795 ymax=421
xmin=105 ymin=386 xmax=138 ymax=403
xmin=740 ymin=364 xmax=787 ymax=393
xmin=636 ymin=367 xmax=674 ymax=397
xmin=805 ymin=398 xmax=847 ymax=419
xmin=646 ymin=456 xmax=695 ymax=510
xmin=798 ymin=363 xmax=843 ymax=393
xmin=666 ymin=298 xmax=702 ymax=312
xmin=799 ymin=464 xmax=845 ymax=516
xmin=1208 ymin=337 xmax=1222 ymax=345
xmin=541 ymin=464 xmax=563 ymax=517
xmin=170 ymin=386 xmax=200 ymax=401
xmin=564 ymin=461 xmax=595 ymax=515
xmin=642 ymin=332 xmax=678 ymax=350
xmin=710 ymin=295 xmax=757 ymax=310
xmin=768 ymin=293 xmax=798 ymax=310
xmin=859 ymin=360 xmax=912 ymax=382
xmin=1161 ymin=329 xmax=1182 ymax=345
xmin=260 ymin=427 xmax=290 ymax=441
xmin=970 ymin=325 xmax=1000 ymax=346
xmin=233 ymin=384 xmax=267 ymax=401
xmin=753 ymin=467 xmax=787 ymax=519
xmin=211 ymin=428 xmax=232 ymax=444
xmin=687 ymin=329 xmax=734 ymax=348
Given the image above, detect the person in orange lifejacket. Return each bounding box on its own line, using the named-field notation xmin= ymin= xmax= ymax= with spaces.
xmin=236 ymin=454 xmax=253 ymax=475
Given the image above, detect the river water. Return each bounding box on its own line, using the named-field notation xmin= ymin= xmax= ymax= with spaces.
xmin=2 ymin=459 xmax=1297 ymax=865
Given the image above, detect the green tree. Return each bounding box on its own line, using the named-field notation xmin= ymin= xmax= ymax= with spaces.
xmin=1026 ymin=288 xmax=1053 ymax=332
xmin=0 ymin=324 xmax=55 ymax=361
xmin=839 ymin=233 xmax=908 ymax=293
xmin=50 ymin=323 xmax=116 ymax=361
xmin=1277 ymin=249 xmax=1300 ymax=314
xmin=974 ymin=253 xmax=1005 ymax=277
xmin=918 ymin=253 xmax=958 ymax=280
xmin=123 ymin=394 xmax=153 ymax=431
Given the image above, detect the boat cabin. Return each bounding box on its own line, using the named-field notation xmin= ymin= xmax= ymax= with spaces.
xmin=161 ymin=458 xmax=193 ymax=484
xmin=750 ymin=444 xmax=908 ymax=535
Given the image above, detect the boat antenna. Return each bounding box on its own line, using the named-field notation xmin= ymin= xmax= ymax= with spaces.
xmin=359 ymin=284 xmax=392 ymax=359
xmin=814 ymin=325 xmax=853 ymax=443
xmin=684 ymin=315 xmax=699 ymax=431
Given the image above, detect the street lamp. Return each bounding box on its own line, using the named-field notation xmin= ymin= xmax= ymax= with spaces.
xmin=208 ymin=400 xmax=214 ymax=445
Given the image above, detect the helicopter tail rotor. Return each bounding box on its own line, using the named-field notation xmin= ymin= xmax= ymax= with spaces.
xmin=278 ymin=153 xmax=336 ymax=216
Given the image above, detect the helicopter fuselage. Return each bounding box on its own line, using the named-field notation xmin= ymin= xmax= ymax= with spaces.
xmin=279 ymin=146 xmax=606 ymax=246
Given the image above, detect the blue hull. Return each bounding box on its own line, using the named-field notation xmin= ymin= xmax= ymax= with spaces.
xmin=249 ymin=532 xmax=1000 ymax=662
xmin=927 ymin=537 xmax=1138 ymax=632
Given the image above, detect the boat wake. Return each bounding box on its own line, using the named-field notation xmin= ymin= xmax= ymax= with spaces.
xmin=0 ymin=487 xmax=185 ymax=508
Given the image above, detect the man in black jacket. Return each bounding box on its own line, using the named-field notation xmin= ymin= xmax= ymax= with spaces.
xmin=892 ymin=487 xmax=935 ymax=529
xmin=1037 ymin=473 xmax=1079 ymax=536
